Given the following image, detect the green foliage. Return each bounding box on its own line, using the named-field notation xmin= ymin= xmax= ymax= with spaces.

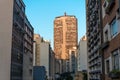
xmin=60 ymin=72 xmax=73 ymax=80
xmin=106 ymin=0 xmax=111 ymax=2
xmin=110 ymin=69 xmax=120 ymax=74
xmin=109 ymin=69 xmax=120 ymax=79
xmin=82 ymin=72 xmax=87 ymax=80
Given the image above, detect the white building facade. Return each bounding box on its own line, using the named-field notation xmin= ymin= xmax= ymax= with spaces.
xmin=77 ymin=36 xmax=87 ymax=72
xmin=40 ymin=40 xmax=50 ymax=78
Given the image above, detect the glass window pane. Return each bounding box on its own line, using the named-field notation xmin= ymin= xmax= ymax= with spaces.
xmin=113 ymin=50 xmax=119 ymax=70
xmin=111 ymin=19 xmax=118 ymax=37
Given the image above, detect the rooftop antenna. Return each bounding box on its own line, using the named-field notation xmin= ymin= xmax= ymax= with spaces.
xmin=64 ymin=12 xmax=67 ymax=16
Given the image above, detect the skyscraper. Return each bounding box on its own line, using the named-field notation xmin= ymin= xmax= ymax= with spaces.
xmin=86 ymin=0 xmax=103 ymax=80
xmin=54 ymin=13 xmax=78 ymax=59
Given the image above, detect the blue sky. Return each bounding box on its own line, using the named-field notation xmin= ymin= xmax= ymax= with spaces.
xmin=23 ymin=0 xmax=86 ymax=47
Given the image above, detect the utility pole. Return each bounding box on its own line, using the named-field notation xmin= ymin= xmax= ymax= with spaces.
xmin=99 ymin=0 xmax=105 ymax=80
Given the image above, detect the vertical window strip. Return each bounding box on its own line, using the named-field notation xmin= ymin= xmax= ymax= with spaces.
xmin=112 ymin=49 xmax=119 ymax=70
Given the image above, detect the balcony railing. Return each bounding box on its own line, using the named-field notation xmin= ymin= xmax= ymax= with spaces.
xmin=101 ymin=41 xmax=109 ymax=49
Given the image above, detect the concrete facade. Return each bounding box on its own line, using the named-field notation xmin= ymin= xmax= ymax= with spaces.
xmin=23 ymin=16 xmax=34 ymax=80
xmin=0 ymin=0 xmax=34 ymax=80
xmin=40 ymin=40 xmax=50 ymax=78
xmin=0 ymin=0 xmax=13 ymax=80
xmin=54 ymin=13 xmax=78 ymax=59
xmin=55 ymin=59 xmax=61 ymax=74
xmin=77 ymin=35 xmax=87 ymax=72
xmin=41 ymin=40 xmax=56 ymax=80
xmin=86 ymin=0 xmax=103 ymax=79
xmin=49 ymin=50 xmax=55 ymax=80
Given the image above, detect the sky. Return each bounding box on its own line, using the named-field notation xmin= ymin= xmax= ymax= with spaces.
xmin=23 ymin=0 xmax=86 ymax=47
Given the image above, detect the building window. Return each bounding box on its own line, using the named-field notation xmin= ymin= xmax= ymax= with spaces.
xmin=16 ymin=0 xmax=22 ymax=8
xmin=112 ymin=49 xmax=119 ymax=70
xmin=22 ymin=7 xmax=25 ymax=13
xmin=105 ymin=30 xmax=108 ymax=42
xmin=106 ymin=60 xmax=110 ymax=74
xmin=111 ymin=19 xmax=118 ymax=37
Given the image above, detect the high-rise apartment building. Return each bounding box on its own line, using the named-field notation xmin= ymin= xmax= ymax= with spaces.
xmin=86 ymin=0 xmax=103 ymax=80
xmin=54 ymin=13 xmax=78 ymax=59
xmin=0 ymin=0 xmax=25 ymax=80
xmin=0 ymin=0 xmax=33 ymax=80
xmin=101 ymin=0 xmax=120 ymax=80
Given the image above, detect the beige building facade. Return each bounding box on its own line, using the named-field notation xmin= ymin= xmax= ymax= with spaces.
xmin=0 ymin=0 xmax=13 ymax=80
xmin=40 ymin=40 xmax=50 ymax=78
xmin=33 ymin=34 xmax=41 ymax=66
xmin=54 ymin=13 xmax=78 ymax=59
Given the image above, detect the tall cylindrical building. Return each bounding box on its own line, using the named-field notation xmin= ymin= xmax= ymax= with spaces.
xmin=54 ymin=13 xmax=78 ymax=60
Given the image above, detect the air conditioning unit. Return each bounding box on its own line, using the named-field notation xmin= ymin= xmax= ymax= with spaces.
xmin=117 ymin=10 xmax=120 ymax=19
xmin=103 ymin=0 xmax=109 ymax=10
xmin=103 ymin=0 xmax=115 ymax=14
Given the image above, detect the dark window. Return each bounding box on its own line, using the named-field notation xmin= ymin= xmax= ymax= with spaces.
xmin=106 ymin=60 xmax=110 ymax=74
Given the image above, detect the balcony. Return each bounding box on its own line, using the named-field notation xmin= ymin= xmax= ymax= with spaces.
xmin=101 ymin=41 xmax=109 ymax=49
